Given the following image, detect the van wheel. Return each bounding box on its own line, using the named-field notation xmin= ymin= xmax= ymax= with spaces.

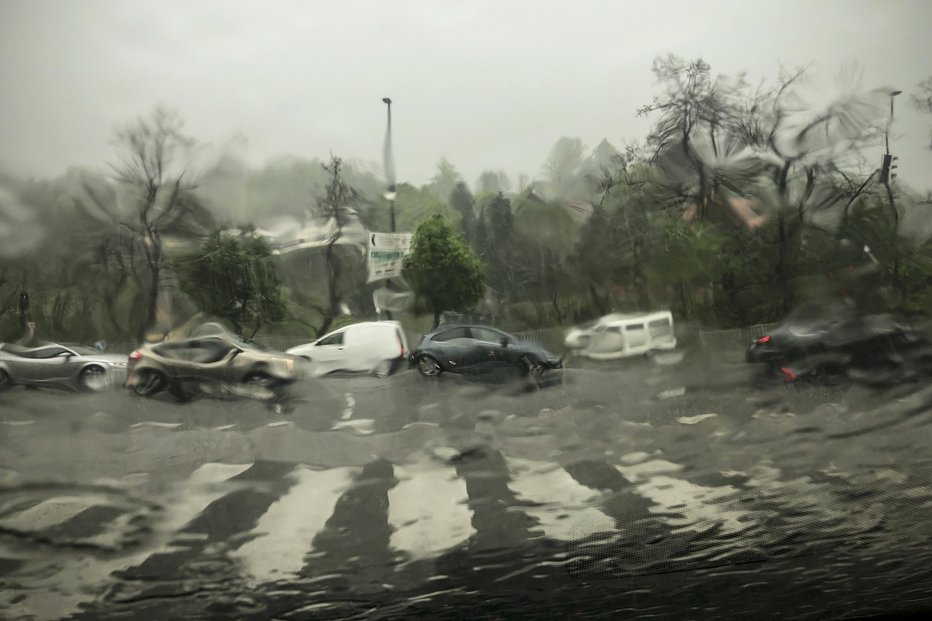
xmin=373 ymin=359 xmax=394 ymax=378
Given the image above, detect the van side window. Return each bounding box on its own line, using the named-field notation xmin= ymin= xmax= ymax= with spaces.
xmin=625 ymin=324 xmax=645 ymax=331
xmin=606 ymin=326 xmax=622 ymax=334
xmin=318 ymin=332 xmax=344 ymax=346
xmin=648 ymin=318 xmax=673 ymax=338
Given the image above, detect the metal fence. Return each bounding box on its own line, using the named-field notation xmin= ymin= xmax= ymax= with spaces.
xmin=512 ymin=327 xmax=566 ymax=352
xmin=696 ymin=322 xmax=779 ymax=352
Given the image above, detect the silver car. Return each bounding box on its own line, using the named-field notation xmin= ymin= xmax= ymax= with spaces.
xmin=0 ymin=342 xmax=128 ymax=392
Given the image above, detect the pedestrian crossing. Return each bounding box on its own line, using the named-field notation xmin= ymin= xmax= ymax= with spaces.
xmin=0 ymin=447 xmax=918 ymax=620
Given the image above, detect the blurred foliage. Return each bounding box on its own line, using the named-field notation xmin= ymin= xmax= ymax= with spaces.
xmin=176 ymin=227 xmax=286 ymax=338
xmin=3 ymin=57 xmax=932 ymax=346
xmin=403 ymin=214 xmax=484 ymax=328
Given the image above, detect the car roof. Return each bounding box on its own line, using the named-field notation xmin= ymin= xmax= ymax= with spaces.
xmin=426 ymin=324 xmax=508 ymax=336
xmin=596 ymin=311 xmax=672 ymax=325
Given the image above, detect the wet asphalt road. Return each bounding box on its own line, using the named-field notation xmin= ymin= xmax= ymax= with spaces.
xmin=3 ymin=352 xmax=932 ymax=619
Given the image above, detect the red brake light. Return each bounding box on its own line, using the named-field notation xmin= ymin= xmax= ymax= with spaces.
xmin=756 ymin=335 xmax=771 ymax=344
xmin=397 ymin=332 xmax=405 ymax=356
xmin=780 ymin=366 xmax=797 ymax=382
xmin=129 ymin=350 xmax=143 ymax=361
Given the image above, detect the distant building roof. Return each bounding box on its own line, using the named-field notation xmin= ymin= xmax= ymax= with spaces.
xmin=253 ymin=216 xmax=368 ymax=255
xmin=526 ymin=189 xmax=594 ymax=224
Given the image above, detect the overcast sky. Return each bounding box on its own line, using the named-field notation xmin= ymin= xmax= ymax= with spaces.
xmin=1 ymin=0 xmax=930 ymax=191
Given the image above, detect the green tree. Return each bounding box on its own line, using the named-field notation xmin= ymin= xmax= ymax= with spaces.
xmin=543 ymin=136 xmax=587 ymax=199
xmin=915 ymin=76 xmax=932 ymax=150
xmin=449 ymin=181 xmax=477 ymax=244
xmin=403 ymin=214 xmax=484 ymax=328
xmin=481 ymin=192 xmax=517 ymax=301
xmin=178 ymin=227 xmax=286 ymax=337
xmin=475 ymin=169 xmax=512 ymax=196
xmin=428 ymin=157 xmax=462 ymax=205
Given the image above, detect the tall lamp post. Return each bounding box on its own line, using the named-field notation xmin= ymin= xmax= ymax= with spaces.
xmin=382 ymin=97 xmax=396 ymax=232
xmin=882 ymin=89 xmax=903 ymax=303
xmin=880 ymin=90 xmax=902 ymax=219
xmin=381 ymin=97 xmax=397 ymax=319
xmin=885 ymin=90 xmax=902 ymax=155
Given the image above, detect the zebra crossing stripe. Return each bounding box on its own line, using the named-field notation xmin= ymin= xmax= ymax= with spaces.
xmin=615 ymin=459 xmax=752 ymax=535
xmin=505 ymin=457 xmax=616 ymax=541
xmin=0 ymin=495 xmax=106 ymax=532
xmin=161 ymin=462 xmax=255 ymax=532
xmin=388 ymin=460 xmax=473 ymax=560
xmin=232 ymin=466 xmax=357 ymax=583
xmin=0 ymin=463 xmax=255 ymax=620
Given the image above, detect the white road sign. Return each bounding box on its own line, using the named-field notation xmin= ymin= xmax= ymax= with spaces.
xmin=367 ymin=231 xmax=413 ymax=282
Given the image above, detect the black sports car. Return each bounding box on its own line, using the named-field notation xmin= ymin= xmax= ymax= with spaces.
xmin=411 ymin=325 xmax=563 ymax=385
xmin=746 ymin=309 xmax=932 ymax=385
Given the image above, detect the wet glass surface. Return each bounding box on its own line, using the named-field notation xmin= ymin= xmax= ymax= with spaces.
xmin=3 ymin=2 xmax=932 ymax=619
xmin=3 ymin=356 xmax=932 ymax=619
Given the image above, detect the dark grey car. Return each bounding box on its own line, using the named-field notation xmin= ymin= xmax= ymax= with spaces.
xmin=411 ymin=325 xmax=563 ymax=385
xmin=0 ymin=342 xmax=128 ymax=392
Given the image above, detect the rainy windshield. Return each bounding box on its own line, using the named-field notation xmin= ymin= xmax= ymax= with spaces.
xmin=2 ymin=1 xmax=932 ymax=620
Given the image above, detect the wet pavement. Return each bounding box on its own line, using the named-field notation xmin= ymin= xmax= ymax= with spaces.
xmin=2 ymin=352 xmax=932 ymax=619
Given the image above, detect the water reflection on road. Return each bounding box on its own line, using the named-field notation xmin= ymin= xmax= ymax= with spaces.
xmin=2 ymin=357 xmax=932 ymax=619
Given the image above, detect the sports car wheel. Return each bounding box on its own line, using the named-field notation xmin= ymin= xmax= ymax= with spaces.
xmin=79 ymin=365 xmax=108 ymax=392
xmin=243 ymin=371 xmax=279 ymax=397
xmin=132 ymin=370 xmax=166 ymax=397
xmin=417 ymin=355 xmax=442 ymax=377
xmin=0 ymin=369 xmax=12 ymax=392
xmin=521 ymin=356 xmax=544 ymax=380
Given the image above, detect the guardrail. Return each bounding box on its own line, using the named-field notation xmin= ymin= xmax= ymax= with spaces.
xmin=696 ymin=323 xmax=779 ymax=352
xmin=512 ymin=327 xmax=566 ymax=353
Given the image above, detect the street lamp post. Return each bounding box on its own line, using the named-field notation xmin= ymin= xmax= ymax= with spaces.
xmin=885 ymin=90 xmax=902 ymax=156
xmin=382 ymin=97 xmax=396 ymax=233
xmin=881 ymin=90 xmax=902 ymax=209
xmin=381 ymin=97 xmax=397 ymax=319
xmin=883 ymin=89 xmax=903 ymax=303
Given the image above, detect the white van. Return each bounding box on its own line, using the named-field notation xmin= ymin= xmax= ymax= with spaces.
xmin=565 ymin=311 xmax=676 ymax=360
xmin=286 ymin=321 xmax=409 ymax=377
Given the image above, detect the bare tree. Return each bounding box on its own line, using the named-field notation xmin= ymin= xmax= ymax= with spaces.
xmin=915 ymin=76 xmax=932 ymax=150
xmin=316 ymin=155 xmax=362 ymax=333
xmin=79 ymin=107 xmax=213 ymax=341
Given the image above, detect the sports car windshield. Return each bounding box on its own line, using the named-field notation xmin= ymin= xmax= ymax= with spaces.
xmin=61 ymin=344 xmax=101 ymax=356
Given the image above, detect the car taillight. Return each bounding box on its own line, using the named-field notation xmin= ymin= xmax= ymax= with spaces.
xmin=129 ymin=350 xmax=143 ymax=361
xmin=780 ymin=366 xmax=797 ymax=382
xmin=397 ymin=333 xmax=405 ymax=356
xmin=756 ymin=335 xmax=771 ymax=344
